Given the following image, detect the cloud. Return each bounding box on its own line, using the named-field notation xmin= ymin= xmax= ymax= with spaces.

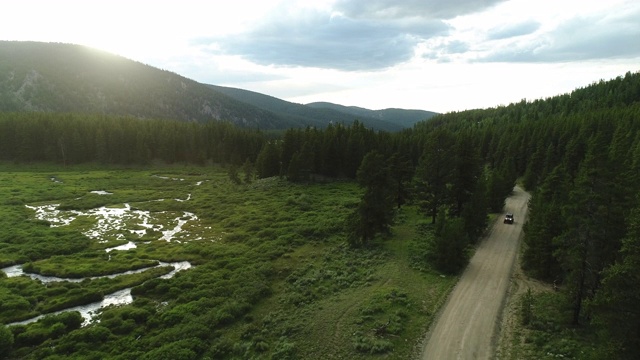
xmin=487 ymin=20 xmax=540 ymax=40
xmin=335 ymin=0 xmax=507 ymax=19
xmin=443 ymin=40 xmax=470 ymax=54
xmin=205 ymin=8 xmax=449 ymax=71
xmin=194 ymin=1 xmax=514 ymax=71
xmin=421 ymin=40 xmax=470 ymax=63
xmin=191 ymin=66 xmax=287 ymax=85
xmin=481 ymin=7 xmax=640 ymax=62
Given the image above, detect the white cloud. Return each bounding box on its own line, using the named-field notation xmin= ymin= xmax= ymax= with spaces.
xmin=486 ymin=20 xmax=540 ymax=40
xmin=335 ymin=0 xmax=507 ymax=19
xmin=1 ymin=0 xmax=639 ymax=113
xmin=202 ymin=4 xmax=449 ymax=71
xmin=478 ymin=2 xmax=640 ymax=62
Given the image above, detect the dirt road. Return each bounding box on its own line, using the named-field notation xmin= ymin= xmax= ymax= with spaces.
xmin=420 ymin=186 xmax=530 ymax=360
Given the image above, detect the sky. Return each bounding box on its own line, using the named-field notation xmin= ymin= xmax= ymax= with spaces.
xmin=2 ymin=0 xmax=639 ymax=113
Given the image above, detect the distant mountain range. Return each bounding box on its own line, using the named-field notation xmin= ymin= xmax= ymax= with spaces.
xmin=208 ymin=85 xmax=437 ymax=131
xmin=0 ymin=41 xmax=437 ymax=131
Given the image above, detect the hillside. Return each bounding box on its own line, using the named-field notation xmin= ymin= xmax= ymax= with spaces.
xmin=208 ymin=85 xmax=431 ymax=131
xmin=307 ymin=101 xmax=437 ymax=128
xmin=0 ymin=41 xmax=434 ymax=131
xmin=0 ymin=41 xmax=300 ymax=129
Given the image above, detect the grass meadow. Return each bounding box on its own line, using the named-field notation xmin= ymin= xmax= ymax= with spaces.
xmin=0 ymin=163 xmax=456 ymax=359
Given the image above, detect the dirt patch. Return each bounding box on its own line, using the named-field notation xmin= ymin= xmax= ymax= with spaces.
xmin=419 ymin=186 xmax=531 ymax=360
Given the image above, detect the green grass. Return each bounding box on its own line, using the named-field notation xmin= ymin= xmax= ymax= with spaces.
xmin=23 ymin=252 xmax=159 ymax=278
xmin=500 ymin=289 xmax=603 ymax=360
xmin=0 ymin=163 xmax=459 ymax=359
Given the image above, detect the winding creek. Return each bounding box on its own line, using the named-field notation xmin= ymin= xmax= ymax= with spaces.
xmin=1 ymin=260 xmax=192 ymax=327
xmin=2 ymin=187 xmax=199 ymax=327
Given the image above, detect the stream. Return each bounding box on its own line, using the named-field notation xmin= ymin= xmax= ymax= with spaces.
xmin=2 ymin=188 xmax=198 ymax=327
xmin=2 ymin=261 xmax=191 ymax=327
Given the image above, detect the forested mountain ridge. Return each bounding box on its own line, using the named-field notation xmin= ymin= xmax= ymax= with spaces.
xmin=307 ymin=101 xmax=438 ymax=128
xmin=0 ymin=41 xmax=433 ymax=131
xmin=209 ymin=84 xmax=437 ymax=131
xmin=0 ymin=41 xmax=300 ymax=129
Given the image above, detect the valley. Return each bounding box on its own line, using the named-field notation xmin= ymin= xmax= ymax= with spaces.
xmin=0 ymin=164 xmax=456 ymax=359
xmin=0 ymin=40 xmax=638 ymax=359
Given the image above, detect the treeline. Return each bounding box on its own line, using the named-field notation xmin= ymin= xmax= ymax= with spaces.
xmin=519 ymin=106 xmax=640 ymax=358
xmin=0 ymin=113 xmax=265 ymax=165
xmin=422 ymin=71 xmax=640 ymax=358
xmin=0 ymin=111 xmax=511 ymax=276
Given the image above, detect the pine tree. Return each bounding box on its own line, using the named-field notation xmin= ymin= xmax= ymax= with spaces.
xmin=592 ymin=206 xmax=640 ymax=359
xmin=286 ymin=151 xmax=303 ymax=182
xmin=430 ymin=208 xmax=469 ymax=274
xmin=557 ymin=133 xmax=626 ymax=325
xmin=451 ymin=132 xmax=481 ymax=216
xmin=522 ymin=165 xmax=568 ymax=281
xmin=389 ymin=152 xmax=414 ymax=208
xmin=255 ymin=142 xmax=281 ymax=178
xmin=461 ymin=171 xmax=488 ymax=241
xmin=347 ymin=151 xmax=395 ymax=247
xmin=413 ymin=128 xmax=455 ymax=223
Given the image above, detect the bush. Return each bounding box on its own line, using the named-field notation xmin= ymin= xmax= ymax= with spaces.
xmin=352 ymin=331 xmax=393 ymax=354
xmin=429 ymin=213 xmax=469 ymax=274
xmin=0 ymin=325 xmax=14 ymax=359
xmin=65 ymin=325 xmax=112 ymax=344
xmin=141 ymin=340 xmax=198 ymax=360
xmin=271 ymin=338 xmax=297 ymax=360
xmin=521 ymin=288 xmax=533 ymax=326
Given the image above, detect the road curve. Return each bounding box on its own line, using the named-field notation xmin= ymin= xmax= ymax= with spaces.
xmin=421 ymin=186 xmax=530 ymax=360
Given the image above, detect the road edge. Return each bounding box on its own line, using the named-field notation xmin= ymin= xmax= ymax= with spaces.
xmin=412 ymin=208 xmax=504 ymax=359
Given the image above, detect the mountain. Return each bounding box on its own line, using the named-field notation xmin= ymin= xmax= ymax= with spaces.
xmin=0 ymin=41 xmax=436 ymax=130
xmin=307 ymin=102 xmax=438 ymax=128
xmin=0 ymin=41 xmax=298 ymax=129
xmin=207 ymin=85 xmax=430 ymax=131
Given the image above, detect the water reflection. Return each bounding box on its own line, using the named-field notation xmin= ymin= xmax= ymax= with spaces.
xmin=25 ymin=202 xmax=197 ymax=242
xmin=2 ymin=261 xmax=191 ymax=326
xmin=105 ymin=241 xmax=137 ymax=252
xmin=9 ymin=288 xmax=133 ymax=327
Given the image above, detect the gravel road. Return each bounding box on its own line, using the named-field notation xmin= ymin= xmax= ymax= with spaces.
xmin=420 ymin=186 xmax=530 ymax=360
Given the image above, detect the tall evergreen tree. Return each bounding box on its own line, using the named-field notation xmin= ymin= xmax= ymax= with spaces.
xmin=522 ymin=165 xmax=568 ymax=281
xmin=347 ymin=151 xmax=395 ymax=247
xmin=450 ymin=132 xmax=481 ymax=216
xmin=286 ymin=151 xmax=304 ymax=182
xmin=592 ymin=206 xmax=640 ymax=359
xmin=557 ymin=134 xmax=626 ymax=325
xmin=430 ymin=208 xmax=469 ymax=274
xmin=255 ymin=142 xmax=281 ymax=178
xmin=414 ymin=128 xmax=455 ymax=223
xmin=486 ymin=166 xmax=509 ymax=212
xmin=461 ymin=171 xmax=488 ymax=241
xmin=389 ymin=152 xmax=414 ymax=208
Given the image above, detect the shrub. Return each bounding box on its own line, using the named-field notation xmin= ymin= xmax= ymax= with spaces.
xmin=352 ymin=331 xmax=393 ymax=354
xmin=0 ymin=325 xmax=14 ymax=359
xmin=521 ymin=288 xmax=533 ymax=326
xmin=271 ymin=338 xmax=297 ymax=360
